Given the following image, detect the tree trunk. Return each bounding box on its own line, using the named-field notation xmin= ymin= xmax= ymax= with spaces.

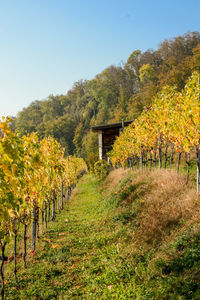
xmin=140 ymin=152 xmax=143 ymax=169
xmin=36 ymin=208 xmax=40 ymax=240
xmin=31 ymin=206 xmax=36 ymax=251
xmin=177 ymin=152 xmax=182 ymax=174
xmin=186 ymin=152 xmax=190 ymax=185
xmin=14 ymin=226 xmax=17 ymax=283
xmin=137 ymin=156 xmax=140 ymax=169
xmin=1 ymin=242 xmax=6 ymax=300
xmin=48 ymin=201 xmax=51 ymax=222
xmin=129 ymin=158 xmax=132 ymax=169
xmin=56 ymin=195 xmax=58 ymax=211
xmin=67 ymin=186 xmax=70 ymax=201
xmin=42 ymin=201 xmax=45 ymax=232
xmin=170 ymin=144 xmax=174 ymax=167
xmin=150 ymin=152 xmax=152 ymax=170
xmin=52 ymin=191 xmax=56 ymax=221
xmin=164 ymin=143 xmax=168 ymax=168
xmin=144 ymin=152 xmax=147 ymax=169
xmin=45 ymin=202 xmax=48 ymax=228
xmin=154 ymin=151 xmax=156 ymax=168
xmin=61 ymin=181 xmax=64 ymax=210
xmin=23 ymin=223 xmax=27 ymax=268
xmin=159 ymin=146 xmax=162 ymax=169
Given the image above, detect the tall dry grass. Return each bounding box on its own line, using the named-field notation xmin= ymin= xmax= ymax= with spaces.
xmin=103 ymin=168 xmax=132 ymax=193
xmin=106 ymin=168 xmax=200 ymax=245
xmin=136 ymin=170 xmax=199 ymax=244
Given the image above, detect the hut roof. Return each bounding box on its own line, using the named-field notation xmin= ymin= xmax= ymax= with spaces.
xmin=92 ymin=121 xmax=133 ymax=131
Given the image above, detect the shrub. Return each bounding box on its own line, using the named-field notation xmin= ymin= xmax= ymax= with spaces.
xmin=94 ymin=160 xmax=110 ymax=179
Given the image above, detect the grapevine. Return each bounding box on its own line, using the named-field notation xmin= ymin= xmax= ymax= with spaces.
xmin=109 ymin=72 xmax=200 ymax=191
xmin=0 ymin=118 xmax=87 ymax=298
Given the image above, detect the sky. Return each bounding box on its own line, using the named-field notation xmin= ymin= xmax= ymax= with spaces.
xmin=0 ymin=0 xmax=200 ymax=118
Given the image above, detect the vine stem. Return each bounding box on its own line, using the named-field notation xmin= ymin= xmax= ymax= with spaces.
xmin=14 ymin=226 xmax=17 ymax=284
xmin=177 ymin=152 xmax=182 ymax=174
xmin=1 ymin=242 xmax=6 ymax=300
xmin=23 ymin=223 xmax=27 ymax=268
xmin=31 ymin=206 xmax=36 ymax=251
xmin=186 ymin=152 xmax=190 ymax=185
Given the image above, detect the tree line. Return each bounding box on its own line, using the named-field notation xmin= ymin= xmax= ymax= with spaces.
xmin=13 ymin=31 xmax=200 ymax=168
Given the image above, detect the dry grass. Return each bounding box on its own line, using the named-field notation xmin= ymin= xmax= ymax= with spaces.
xmin=134 ymin=169 xmax=200 ymax=244
xmin=103 ymin=168 xmax=132 ymax=193
xmin=106 ymin=168 xmax=200 ymax=246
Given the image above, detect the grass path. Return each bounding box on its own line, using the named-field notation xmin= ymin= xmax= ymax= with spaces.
xmin=6 ymin=174 xmax=131 ymax=299
xmin=6 ymin=170 xmax=200 ymax=299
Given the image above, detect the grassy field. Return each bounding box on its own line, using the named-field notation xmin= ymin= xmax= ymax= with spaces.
xmin=5 ymin=168 xmax=200 ymax=299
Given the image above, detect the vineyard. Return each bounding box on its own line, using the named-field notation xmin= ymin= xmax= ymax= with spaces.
xmin=0 ymin=119 xmax=87 ymax=299
xmin=109 ymin=72 xmax=200 ymax=192
xmin=0 ymin=71 xmax=200 ymax=299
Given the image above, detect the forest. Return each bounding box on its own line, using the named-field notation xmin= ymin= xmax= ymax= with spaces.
xmin=14 ymin=31 xmax=200 ymax=167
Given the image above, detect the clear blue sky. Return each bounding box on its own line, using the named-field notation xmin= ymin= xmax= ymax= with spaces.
xmin=1 ymin=0 xmax=200 ymax=117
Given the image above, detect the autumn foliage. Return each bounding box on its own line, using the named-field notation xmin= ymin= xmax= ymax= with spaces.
xmin=109 ymin=72 xmax=200 ymax=190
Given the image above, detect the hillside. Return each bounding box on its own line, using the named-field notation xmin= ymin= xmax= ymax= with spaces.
xmin=5 ymin=168 xmax=200 ymax=299
xmin=13 ymin=31 xmax=200 ymax=165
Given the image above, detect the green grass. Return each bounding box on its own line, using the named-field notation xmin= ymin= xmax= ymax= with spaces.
xmin=4 ymin=171 xmax=200 ymax=299
xmin=5 ymin=174 xmax=142 ymax=299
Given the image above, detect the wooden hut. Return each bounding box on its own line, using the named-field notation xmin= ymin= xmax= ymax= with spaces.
xmin=92 ymin=120 xmax=133 ymax=160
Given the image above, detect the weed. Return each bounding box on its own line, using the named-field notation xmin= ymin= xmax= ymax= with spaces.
xmin=113 ymin=210 xmax=136 ymax=224
xmin=118 ymin=183 xmax=139 ymax=202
